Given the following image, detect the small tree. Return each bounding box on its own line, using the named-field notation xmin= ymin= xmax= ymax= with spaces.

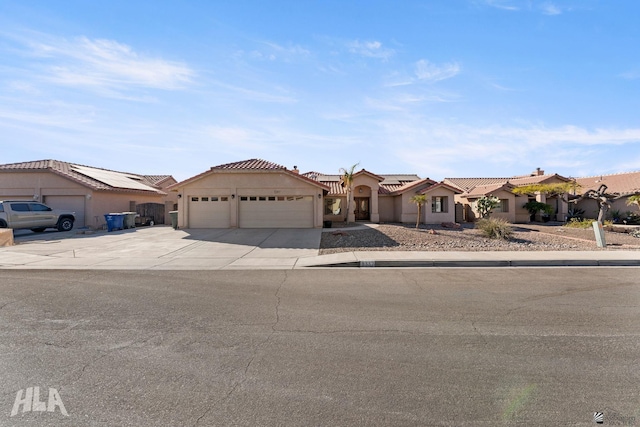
xmin=627 ymin=194 xmax=640 ymax=210
xmin=476 ymin=196 xmax=500 ymax=218
xmin=339 ymin=163 xmax=359 ymax=224
xmin=410 ymin=194 xmax=427 ymax=228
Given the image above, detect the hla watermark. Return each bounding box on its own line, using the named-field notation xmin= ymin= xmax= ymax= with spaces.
xmin=10 ymin=387 xmax=68 ymax=417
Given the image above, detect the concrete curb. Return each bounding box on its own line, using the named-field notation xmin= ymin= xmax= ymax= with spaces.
xmin=307 ymin=259 xmax=640 ymax=268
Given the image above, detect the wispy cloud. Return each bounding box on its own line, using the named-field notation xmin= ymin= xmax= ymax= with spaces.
xmin=380 ymin=119 xmax=640 ymax=178
xmin=8 ymin=32 xmax=194 ymax=96
xmin=479 ymin=0 xmax=519 ymax=11
xmin=415 ymin=60 xmax=461 ymax=82
xmin=540 ymin=2 xmax=562 ymax=15
xmin=346 ymin=39 xmax=395 ymax=60
xmin=239 ymin=40 xmax=310 ymax=62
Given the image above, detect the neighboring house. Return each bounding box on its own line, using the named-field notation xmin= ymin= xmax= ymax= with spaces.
xmin=168 ymin=159 xmax=460 ymax=229
xmin=167 ymin=159 xmax=330 ymax=229
xmin=445 ymin=169 xmax=573 ymax=223
xmin=0 ymin=160 xmax=176 ymax=229
xmin=574 ymin=171 xmax=640 ymax=219
xmin=305 ymin=170 xmax=460 ymax=225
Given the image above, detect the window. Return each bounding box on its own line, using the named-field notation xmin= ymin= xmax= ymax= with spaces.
xmin=259 ymin=196 xmax=266 ymax=201
xmin=191 ymin=197 xmax=199 ymax=202
xmin=494 ymin=199 xmax=509 ymax=213
xmin=10 ymin=203 xmax=30 ymax=212
xmin=211 ymin=197 xmax=218 ymax=201
xmin=431 ymin=196 xmax=448 ymax=213
xmin=268 ymin=196 xmax=276 ymax=201
xmin=249 ymin=196 xmax=257 ymax=201
xmin=0 ymin=203 xmax=3 ymax=213
xmin=30 ymin=203 xmax=52 ymax=212
xmin=201 ymin=197 xmax=209 ymax=202
xmin=240 ymin=196 xmax=248 ymax=201
xmin=221 ymin=196 xmax=228 ymax=202
xmin=324 ymin=198 xmax=342 ymax=215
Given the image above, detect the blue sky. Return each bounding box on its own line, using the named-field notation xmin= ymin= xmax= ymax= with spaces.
xmin=1 ymin=0 xmax=639 ymax=182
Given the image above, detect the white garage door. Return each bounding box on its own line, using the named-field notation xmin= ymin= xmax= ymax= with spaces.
xmin=44 ymin=196 xmax=86 ymax=227
xmin=239 ymin=195 xmax=314 ymax=228
xmin=188 ymin=196 xmax=230 ymax=228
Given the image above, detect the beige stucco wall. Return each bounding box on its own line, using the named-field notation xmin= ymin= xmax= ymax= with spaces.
xmin=89 ymin=192 xmax=169 ymax=230
xmin=378 ymin=195 xmax=395 ymax=222
xmin=173 ymin=170 xmax=326 ymax=228
xmin=423 ymin=188 xmax=457 ymax=224
xmin=575 ymin=197 xmax=639 ymax=221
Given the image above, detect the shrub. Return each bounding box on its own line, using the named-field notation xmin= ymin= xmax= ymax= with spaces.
xmin=565 ymin=218 xmax=613 ymax=229
xmin=630 ymin=229 xmax=640 ymax=238
xmin=476 ymin=218 xmax=513 ymax=240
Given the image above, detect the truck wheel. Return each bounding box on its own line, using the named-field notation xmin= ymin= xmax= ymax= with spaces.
xmin=0 ymin=220 xmax=7 ymax=228
xmin=57 ymin=218 xmax=74 ymax=232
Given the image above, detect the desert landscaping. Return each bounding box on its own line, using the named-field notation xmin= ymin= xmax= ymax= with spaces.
xmin=320 ymin=222 xmax=640 ymax=254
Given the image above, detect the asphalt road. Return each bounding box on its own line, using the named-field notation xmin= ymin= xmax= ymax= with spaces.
xmin=1 ymin=268 xmax=638 ymax=426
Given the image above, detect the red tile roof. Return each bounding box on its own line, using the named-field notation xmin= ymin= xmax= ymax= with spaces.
xmin=461 ymin=182 xmax=516 ymax=198
xmin=0 ymin=159 xmax=168 ymax=195
xmin=575 ymin=171 xmax=640 ymax=196
xmin=212 ymin=159 xmax=286 ymax=170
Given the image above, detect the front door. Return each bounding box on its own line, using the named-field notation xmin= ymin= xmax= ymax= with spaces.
xmin=354 ymin=197 xmax=370 ymax=221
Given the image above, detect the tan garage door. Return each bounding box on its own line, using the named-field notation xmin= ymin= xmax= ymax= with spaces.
xmin=188 ymin=196 xmax=230 ymax=228
xmin=239 ymin=195 xmax=314 ymax=228
xmin=44 ymin=195 xmax=86 ymax=227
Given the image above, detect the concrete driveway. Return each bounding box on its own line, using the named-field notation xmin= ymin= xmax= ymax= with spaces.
xmin=0 ymin=226 xmax=322 ymax=270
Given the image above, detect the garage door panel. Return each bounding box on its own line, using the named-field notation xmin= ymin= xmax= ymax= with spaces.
xmin=239 ymin=196 xmax=313 ymax=228
xmin=44 ymin=196 xmax=86 ymax=227
xmin=189 ymin=196 xmax=230 ymax=228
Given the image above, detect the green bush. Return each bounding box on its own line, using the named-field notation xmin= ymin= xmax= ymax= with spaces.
xmin=476 ymin=218 xmax=513 ymax=240
xmin=565 ymin=218 xmax=612 ymax=228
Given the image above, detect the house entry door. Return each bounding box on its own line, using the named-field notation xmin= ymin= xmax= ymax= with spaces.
xmin=354 ymin=197 xmax=370 ymax=221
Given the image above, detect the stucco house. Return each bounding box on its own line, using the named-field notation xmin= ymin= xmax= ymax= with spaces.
xmin=167 ymin=159 xmax=330 ymax=229
xmin=445 ymin=169 xmax=573 ymax=223
xmin=574 ymin=171 xmax=640 ymax=219
xmin=169 ymin=159 xmax=460 ymax=229
xmin=0 ymin=160 xmax=177 ymax=229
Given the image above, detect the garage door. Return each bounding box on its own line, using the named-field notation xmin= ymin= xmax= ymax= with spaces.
xmin=188 ymin=196 xmax=230 ymax=228
xmin=239 ymin=195 xmax=314 ymax=228
xmin=44 ymin=196 xmax=86 ymax=227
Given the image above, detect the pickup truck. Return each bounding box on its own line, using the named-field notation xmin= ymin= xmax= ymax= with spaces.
xmin=0 ymin=200 xmax=76 ymax=232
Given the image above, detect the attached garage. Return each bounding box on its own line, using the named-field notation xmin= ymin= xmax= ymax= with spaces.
xmin=169 ymin=159 xmax=329 ymax=229
xmin=239 ymin=195 xmax=314 ymax=228
xmin=44 ymin=195 xmax=86 ymax=227
xmin=188 ymin=196 xmax=230 ymax=228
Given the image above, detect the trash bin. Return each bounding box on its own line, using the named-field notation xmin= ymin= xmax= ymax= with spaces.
xmin=323 ymin=220 xmax=332 ymax=228
xmin=169 ymin=210 xmax=179 ymax=230
xmin=104 ymin=213 xmax=125 ymax=232
xmin=122 ymin=212 xmax=138 ymax=229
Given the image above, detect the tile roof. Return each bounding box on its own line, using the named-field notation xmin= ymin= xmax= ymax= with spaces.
xmin=462 ymin=183 xmax=516 ymax=198
xmin=169 ymin=159 xmax=329 ymax=191
xmin=419 ymin=182 xmax=463 ymax=195
xmin=212 ymin=159 xmax=286 ymax=170
xmin=575 ymin=171 xmax=640 ymax=196
xmin=0 ymin=159 xmax=168 ymax=195
xmin=387 ymin=178 xmax=437 ymax=195
xmin=443 ymin=177 xmax=510 ymax=192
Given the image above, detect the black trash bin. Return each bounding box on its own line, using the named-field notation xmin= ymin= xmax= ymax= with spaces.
xmin=169 ymin=211 xmax=179 ymax=230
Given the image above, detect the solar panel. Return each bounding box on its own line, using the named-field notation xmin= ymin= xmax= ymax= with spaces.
xmin=71 ymin=165 xmax=159 ymax=192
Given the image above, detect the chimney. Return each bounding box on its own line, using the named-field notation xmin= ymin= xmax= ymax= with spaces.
xmin=534 ymin=167 xmax=544 ymax=176
xmin=292 ymin=165 xmax=299 ymax=174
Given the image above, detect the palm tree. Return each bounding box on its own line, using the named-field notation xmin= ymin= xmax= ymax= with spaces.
xmin=339 ymin=163 xmax=359 ymax=224
xmin=410 ymin=194 xmax=427 ymax=228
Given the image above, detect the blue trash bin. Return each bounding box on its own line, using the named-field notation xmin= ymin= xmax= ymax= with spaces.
xmin=104 ymin=213 xmax=125 ymax=232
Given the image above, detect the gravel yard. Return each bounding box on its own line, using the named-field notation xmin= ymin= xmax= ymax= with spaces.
xmin=319 ymin=222 xmax=640 ymax=254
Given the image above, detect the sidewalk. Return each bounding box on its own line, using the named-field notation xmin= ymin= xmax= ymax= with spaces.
xmin=0 ymin=225 xmax=638 ymax=270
